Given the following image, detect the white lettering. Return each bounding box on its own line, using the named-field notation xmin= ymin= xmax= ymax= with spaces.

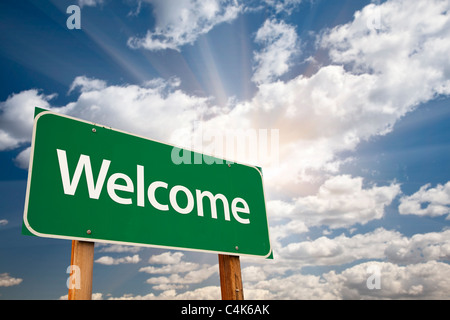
xmin=196 ymin=190 xmax=230 ymax=221
xmin=107 ymin=173 xmax=134 ymax=205
xmin=231 ymin=198 xmax=250 ymax=224
xmin=170 ymin=185 xmax=194 ymax=214
xmin=57 ymin=149 xmax=110 ymax=199
xmin=147 ymin=181 xmax=169 ymax=211
xmin=137 ymin=165 xmax=145 ymax=207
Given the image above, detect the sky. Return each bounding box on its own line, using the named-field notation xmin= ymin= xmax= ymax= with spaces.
xmin=0 ymin=0 xmax=450 ymax=300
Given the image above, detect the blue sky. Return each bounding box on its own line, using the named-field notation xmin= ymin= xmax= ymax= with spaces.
xmin=1 ymin=0 xmax=450 ymax=299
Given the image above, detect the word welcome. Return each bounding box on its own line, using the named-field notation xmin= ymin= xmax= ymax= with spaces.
xmin=56 ymin=149 xmax=251 ymax=224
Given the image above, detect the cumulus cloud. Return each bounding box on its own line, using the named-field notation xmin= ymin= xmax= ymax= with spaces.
xmin=127 ymin=0 xmax=242 ymax=51
xmin=296 ymin=175 xmax=400 ymax=228
xmin=0 ymin=273 xmax=23 ymax=287
xmin=148 ymin=251 xmax=184 ymax=264
xmin=137 ymin=251 xmax=218 ymax=294
xmin=277 ymin=227 xmax=450 ymax=266
xmin=242 ymin=265 xmax=267 ymax=283
xmin=0 ymin=77 xmax=211 ymax=170
xmin=279 ymin=227 xmax=401 ymax=265
xmin=73 ymin=258 xmax=450 ymax=300
xmin=321 ymin=0 xmax=450 ymax=105
xmin=245 ymin=260 xmax=450 ymax=299
xmin=59 ymin=292 xmax=103 ymax=300
xmin=252 ymin=19 xmax=299 ymax=84
xmin=145 ymin=264 xmax=217 ymax=285
xmin=96 ymin=244 xmax=142 ymax=253
xmin=139 ymin=261 xmax=200 ymax=274
xmin=0 ymin=90 xmax=58 ymax=151
xmin=385 ymin=229 xmax=450 ymax=264
xmin=243 ymin=0 xmax=450 ymax=185
xmin=263 ymin=0 xmax=303 ymax=14
xmin=108 ymin=286 xmax=220 ymax=300
xmin=64 ymin=78 xmax=208 ymax=144
xmin=68 ymin=76 xmax=107 ymax=94
xmin=0 ymin=76 xmax=212 ymax=172
xmin=269 ymin=175 xmax=400 ymax=230
xmin=399 ymin=181 xmax=450 ymax=218
xmin=270 ymin=219 xmax=308 ymax=241
xmin=334 ymin=261 xmax=450 ymax=300
xmin=13 ymin=147 xmax=31 ymax=170
xmin=95 ymin=254 xmax=141 ymax=265
xmin=77 ymin=0 xmax=104 ymax=8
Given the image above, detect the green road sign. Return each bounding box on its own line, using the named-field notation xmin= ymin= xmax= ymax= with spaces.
xmin=23 ymin=109 xmax=272 ymax=258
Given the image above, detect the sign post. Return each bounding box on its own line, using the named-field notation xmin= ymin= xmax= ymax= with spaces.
xmin=218 ymin=254 xmax=244 ymax=300
xmin=68 ymin=240 xmax=94 ymax=300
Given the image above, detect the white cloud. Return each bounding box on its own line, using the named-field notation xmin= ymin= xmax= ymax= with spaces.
xmin=0 ymin=90 xmax=58 ymax=151
xmin=166 ymin=286 xmax=220 ymax=299
xmin=0 ymin=219 xmax=8 ymax=226
xmin=242 ymin=265 xmax=267 ymax=283
xmin=96 ymin=244 xmax=142 ymax=253
xmin=246 ymin=260 xmax=450 ymax=299
xmin=385 ymin=229 xmax=450 ymax=264
xmin=247 ymin=271 xmax=338 ymax=299
xmin=139 ymin=251 xmax=218 ymax=294
xmin=227 ymin=0 xmax=450 ymax=187
xmin=95 ymin=254 xmax=141 ymax=265
xmin=291 ymin=175 xmax=400 ymax=229
xmin=270 ymin=219 xmax=308 ymax=241
xmin=145 ymin=264 xmax=217 ymax=285
xmin=279 ymin=228 xmax=401 ymax=265
xmin=108 ymin=286 xmax=220 ymax=300
xmin=150 ymin=284 xmax=186 ymax=291
xmin=277 ymin=227 xmax=450 ymax=267
xmin=321 ymin=0 xmax=450 ymax=105
xmin=258 ymin=227 xmax=450 ymax=278
xmin=333 ymin=261 xmax=450 ymax=300
xmin=77 ymin=0 xmax=104 ymax=8
xmin=75 ymin=258 xmax=450 ymax=300
xmin=65 ymin=80 xmax=207 ymax=144
xmin=399 ymin=181 xmax=450 ymax=218
xmin=139 ymin=261 xmax=200 ymax=274
xmin=263 ymin=0 xmax=303 ymax=14
xmin=127 ymin=0 xmax=242 ymax=51
xmin=0 ymin=76 xmax=210 ymax=170
xmin=68 ymin=76 xmax=107 ymax=94
xmin=59 ymin=292 xmax=103 ymax=300
xmin=148 ymin=251 xmax=184 ymax=264
xmin=0 ymin=273 xmax=23 ymax=287
xmin=252 ymin=19 xmax=299 ymax=84
xmin=13 ymin=147 xmax=31 ymax=170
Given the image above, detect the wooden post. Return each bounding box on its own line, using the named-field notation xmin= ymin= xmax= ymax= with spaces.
xmin=68 ymin=240 xmax=95 ymax=300
xmin=218 ymin=254 xmax=244 ymax=300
